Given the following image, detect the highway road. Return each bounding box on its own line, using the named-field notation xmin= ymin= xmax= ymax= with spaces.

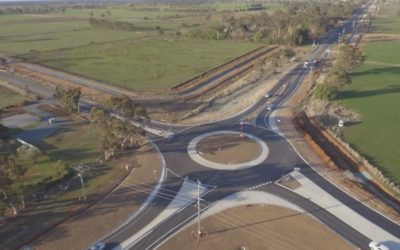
xmin=2 ymin=1 xmax=398 ymax=249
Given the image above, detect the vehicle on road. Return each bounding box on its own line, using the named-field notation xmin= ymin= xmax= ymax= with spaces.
xmin=369 ymin=241 xmax=390 ymax=250
xmin=89 ymin=242 xmax=106 ymax=250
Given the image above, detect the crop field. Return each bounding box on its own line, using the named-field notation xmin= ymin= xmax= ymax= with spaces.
xmin=338 ymin=4 xmax=400 ymax=184
xmin=27 ymin=37 xmax=259 ymax=90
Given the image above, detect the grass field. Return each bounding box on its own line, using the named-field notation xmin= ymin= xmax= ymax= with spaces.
xmin=10 ymin=121 xmax=104 ymax=188
xmin=0 ymin=86 xmax=25 ymax=109
xmin=372 ymin=5 xmax=400 ymax=34
xmin=27 ymin=37 xmax=259 ymax=90
xmin=337 ymin=4 xmax=400 ymax=184
xmin=0 ymin=29 xmax=140 ymax=56
xmin=0 ymin=5 xmax=265 ymax=91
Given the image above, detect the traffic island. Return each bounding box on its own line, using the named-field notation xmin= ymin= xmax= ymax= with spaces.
xmin=188 ymin=131 xmax=269 ymax=170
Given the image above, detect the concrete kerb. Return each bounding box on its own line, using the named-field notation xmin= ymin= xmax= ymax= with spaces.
xmin=187 ymin=130 xmax=269 ymax=170
xmin=98 ymin=135 xmax=167 ymax=243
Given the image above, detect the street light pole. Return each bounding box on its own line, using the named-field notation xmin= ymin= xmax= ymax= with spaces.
xmin=240 ymin=120 xmax=244 ymax=138
xmin=78 ymin=171 xmax=86 ymax=201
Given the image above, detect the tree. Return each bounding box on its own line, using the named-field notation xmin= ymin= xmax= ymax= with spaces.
xmin=105 ymin=95 xmax=148 ymax=122
xmin=308 ymin=22 xmax=325 ymax=45
xmin=325 ymin=68 xmax=351 ymax=86
xmin=335 ymin=45 xmax=364 ymax=72
xmin=90 ymin=102 xmax=146 ymax=160
xmin=0 ymin=124 xmax=8 ymax=140
xmin=314 ymin=84 xmax=338 ymax=100
xmin=0 ymin=169 xmax=11 ymax=201
xmin=54 ymin=86 xmax=81 ymax=113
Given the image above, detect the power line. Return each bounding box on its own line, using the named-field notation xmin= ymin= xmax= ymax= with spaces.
xmin=79 ymin=166 xmax=311 ymax=249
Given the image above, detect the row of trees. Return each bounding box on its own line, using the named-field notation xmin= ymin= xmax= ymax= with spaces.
xmin=0 ymin=127 xmax=36 ymax=217
xmin=89 ymin=17 xmax=136 ymax=31
xmin=0 ymin=6 xmax=63 ymax=15
xmin=91 ymin=95 xmax=148 ymax=160
xmin=314 ymin=44 xmax=364 ymax=100
xmin=186 ymin=0 xmax=362 ymax=45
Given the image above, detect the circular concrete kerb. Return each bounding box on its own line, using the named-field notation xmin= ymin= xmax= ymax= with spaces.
xmin=187 ymin=131 xmax=269 ymax=170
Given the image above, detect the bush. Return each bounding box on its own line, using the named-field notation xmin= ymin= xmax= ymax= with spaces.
xmin=314 ymin=83 xmax=338 ymax=100
xmin=17 ymin=145 xmax=41 ymax=162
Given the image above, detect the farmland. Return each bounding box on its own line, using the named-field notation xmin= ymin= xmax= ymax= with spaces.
xmin=26 ymin=37 xmax=259 ymax=90
xmin=0 ymin=3 xmax=271 ymax=91
xmin=337 ymin=3 xmax=400 ymax=184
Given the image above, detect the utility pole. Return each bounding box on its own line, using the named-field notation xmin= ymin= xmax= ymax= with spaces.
xmin=309 ymin=65 xmax=314 ymax=82
xmin=75 ymin=165 xmax=86 ymax=201
xmin=197 ymin=179 xmax=202 ymax=235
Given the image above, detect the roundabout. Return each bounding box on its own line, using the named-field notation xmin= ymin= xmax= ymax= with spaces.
xmin=187 ymin=130 xmax=269 ymax=170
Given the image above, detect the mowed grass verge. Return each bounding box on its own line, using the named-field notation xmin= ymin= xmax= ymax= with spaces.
xmin=26 ymin=37 xmax=259 ymax=91
xmin=338 ymin=40 xmax=400 ymax=184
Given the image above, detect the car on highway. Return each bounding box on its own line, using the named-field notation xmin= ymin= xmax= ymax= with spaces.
xmin=265 ymin=93 xmax=271 ymax=98
xmin=369 ymin=241 xmax=390 ymax=250
xmin=89 ymin=242 xmax=106 ymax=250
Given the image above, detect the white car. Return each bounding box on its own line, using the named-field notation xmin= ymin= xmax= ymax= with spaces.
xmin=369 ymin=241 xmax=390 ymax=250
xmin=265 ymin=93 xmax=270 ymax=98
xmin=89 ymin=242 xmax=106 ymax=250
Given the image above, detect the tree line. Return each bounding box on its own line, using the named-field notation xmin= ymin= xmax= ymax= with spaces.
xmin=186 ymin=0 xmax=363 ymax=46
xmin=314 ymin=44 xmax=364 ymax=100
xmin=91 ymin=95 xmax=148 ymax=160
xmin=89 ymin=17 xmax=136 ymax=31
xmin=0 ymin=122 xmax=67 ymax=217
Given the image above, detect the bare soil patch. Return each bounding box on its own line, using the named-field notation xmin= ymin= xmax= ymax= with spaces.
xmin=196 ymin=134 xmax=260 ymax=164
xmin=31 ymin=141 xmax=161 ymax=250
xmin=160 ymin=205 xmax=354 ymax=250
